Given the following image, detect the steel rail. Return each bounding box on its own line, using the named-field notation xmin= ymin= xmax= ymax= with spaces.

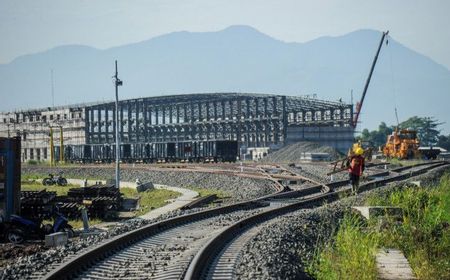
xmin=40 ymin=161 xmax=443 ymax=280
xmin=41 ymin=165 xmax=293 ymax=279
xmin=184 ymin=161 xmax=449 ymax=280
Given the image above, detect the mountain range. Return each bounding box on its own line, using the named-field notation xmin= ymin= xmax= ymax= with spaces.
xmin=1 ymin=25 xmax=449 ymax=133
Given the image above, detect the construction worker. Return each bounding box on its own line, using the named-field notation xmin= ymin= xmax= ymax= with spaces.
xmin=348 ymin=147 xmax=365 ymax=195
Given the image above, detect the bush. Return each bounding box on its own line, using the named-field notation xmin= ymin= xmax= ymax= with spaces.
xmin=309 ymin=173 xmax=450 ymax=279
xmin=27 ymin=159 xmax=38 ymax=165
xmin=371 ymin=174 xmax=450 ymax=279
xmin=308 ymin=214 xmax=379 ymax=280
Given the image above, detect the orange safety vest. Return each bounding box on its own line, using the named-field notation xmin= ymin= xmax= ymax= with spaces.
xmin=348 ymin=155 xmax=365 ymax=176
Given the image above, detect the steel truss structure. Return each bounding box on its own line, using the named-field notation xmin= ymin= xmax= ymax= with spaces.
xmin=85 ymin=93 xmax=353 ymax=148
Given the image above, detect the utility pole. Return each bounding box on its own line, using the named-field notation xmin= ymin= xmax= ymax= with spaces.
xmin=114 ymin=60 xmax=123 ymax=189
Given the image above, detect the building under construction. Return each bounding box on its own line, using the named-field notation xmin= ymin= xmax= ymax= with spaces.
xmin=0 ymin=93 xmax=354 ymax=162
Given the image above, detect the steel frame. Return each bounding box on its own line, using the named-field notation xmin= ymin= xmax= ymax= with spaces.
xmin=85 ymin=93 xmax=352 ymax=148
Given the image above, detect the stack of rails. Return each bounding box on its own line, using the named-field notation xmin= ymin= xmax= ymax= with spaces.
xmin=19 ymin=185 xmax=122 ymax=220
xmin=20 ymin=190 xmax=56 ymax=220
xmin=66 ymin=184 xmax=122 ymax=218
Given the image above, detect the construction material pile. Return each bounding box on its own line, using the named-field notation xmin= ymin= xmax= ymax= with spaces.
xmin=20 ymin=185 xmax=122 ymax=220
xmin=261 ymin=141 xmax=342 ymax=163
xmin=20 ymin=190 xmax=56 ymax=219
xmin=65 ymin=184 xmax=122 ymax=218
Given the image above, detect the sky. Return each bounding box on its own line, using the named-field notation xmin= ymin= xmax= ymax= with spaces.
xmin=1 ymin=0 xmax=450 ymax=70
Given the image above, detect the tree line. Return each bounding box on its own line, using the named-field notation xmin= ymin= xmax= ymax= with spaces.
xmin=358 ymin=116 xmax=450 ymax=150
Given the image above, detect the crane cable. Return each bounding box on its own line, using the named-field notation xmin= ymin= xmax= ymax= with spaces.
xmin=387 ymin=35 xmax=400 ymax=127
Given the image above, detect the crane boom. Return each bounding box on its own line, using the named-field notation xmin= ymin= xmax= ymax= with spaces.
xmin=352 ymin=30 xmax=389 ymax=128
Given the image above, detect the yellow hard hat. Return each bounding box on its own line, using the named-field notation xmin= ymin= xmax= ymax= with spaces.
xmin=355 ymin=147 xmax=364 ymax=156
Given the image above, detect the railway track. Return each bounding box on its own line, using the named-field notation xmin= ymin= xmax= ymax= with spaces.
xmin=39 ymin=161 xmax=447 ymax=280
xmin=184 ymin=161 xmax=449 ymax=280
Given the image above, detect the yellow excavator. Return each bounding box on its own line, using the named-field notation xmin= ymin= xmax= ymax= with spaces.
xmin=382 ymin=129 xmax=420 ymax=159
xmin=382 ymin=129 xmax=441 ymax=160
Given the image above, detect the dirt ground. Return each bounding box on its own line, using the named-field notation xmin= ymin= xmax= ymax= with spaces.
xmin=0 ymin=242 xmax=45 ymax=268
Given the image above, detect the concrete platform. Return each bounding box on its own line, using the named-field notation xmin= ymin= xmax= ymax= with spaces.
xmin=352 ymin=206 xmax=403 ymax=220
xmin=377 ymin=248 xmax=416 ymax=279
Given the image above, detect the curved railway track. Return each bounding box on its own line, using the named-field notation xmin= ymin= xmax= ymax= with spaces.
xmin=185 ymin=161 xmax=449 ymax=280
xmin=39 ymin=161 xmax=448 ymax=280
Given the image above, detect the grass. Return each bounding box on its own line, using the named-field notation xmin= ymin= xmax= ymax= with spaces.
xmin=21 ymin=182 xmax=76 ymax=196
xmin=120 ymin=187 xmax=180 ymax=216
xmin=22 ymin=171 xmax=100 ymax=181
xmin=188 ymin=186 xmax=228 ymax=199
xmin=308 ymin=173 xmax=450 ymax=280
xmin=365 ymin=174 xmax=450 ymax=279
xmin=308 ymin=214 xmax=379 ymax=280
xmin=43 ymin=218 xmax=104 ymax=229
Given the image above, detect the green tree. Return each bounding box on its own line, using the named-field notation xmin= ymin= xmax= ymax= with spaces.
xmin=358 ymin=122 xmax=393 ymax=147
xmin=437 ymin=134 xmax=450 ymax=151
xmin=399 ymin=116 xmax=442 ymax=146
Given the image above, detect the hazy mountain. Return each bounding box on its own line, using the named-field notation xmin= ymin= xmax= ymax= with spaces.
xmin=1 ymin=25 xmax=449 ymax=132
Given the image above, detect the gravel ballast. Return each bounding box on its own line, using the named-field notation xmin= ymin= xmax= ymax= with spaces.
xmin=262 ymin=141 xmax=342 ymax=163
xmin=0 ymin=166 xmax=275 ymax=279
xmin=23 ymin=166 xmax=275 ymax=202
xmin=235 ymin=165 xmax=450 ymax=280
xmin=4 ymin=164 xmax=446 ymax=279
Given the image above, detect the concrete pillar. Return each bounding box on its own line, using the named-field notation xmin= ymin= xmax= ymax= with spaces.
xmin=245 ymin=98 xmax=249 ymax=119
xmin=237 ymin=99 xmax=242 ymax=143
xmin=272 ymin=97 xmax=277 ymax=117
xmin=97 ymin=108 xmax=101 ymax=141
xmin=222 ymin=101 xmax=226 ymax=120
xmin=84 ymin=108 xmax=90 ymax=143
xmin=105 ymin=106 xmax=109 ymax=140
xmin=120 ymin=105 xmax=124 ymax=142
xmin=190 ymin=102 xmax=194 ymax=123
xmin=190 ymin=102 xmax=195 ymax=140
xmin=264 ymin=98 xmax=268 ymax=118
xmin=198 ymin=102 xmax=202 ymax=121
xmin=143 ymin=102 xmax=148 ymax=142
xmin=135 ymin=101 xmax=140 ymax=141
xmin=282 ymin=96 xmax=287 ymax=144
xmin=127 ymin=104 xmax=132 ymax=142
xmin=90 ymin=109 xmax=95 ymax=143
xmin=213 ymin=101 xmax=218 ymax=120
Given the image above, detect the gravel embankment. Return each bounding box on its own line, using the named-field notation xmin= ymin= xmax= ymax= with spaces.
xmin=23 ymin=166 xmax=275 ymax=202
xmin=7 ymin=165 xmax=446 ymax=279
xmin=285 ymin=162 xmax=389 ymax=184
xmin=262 ymin=141 xmax=342 ymax=163
xmin=235 ymin=165 xmax=450 ymax=280
xmin=1 ymin=204 xmax=256 ymax=280
xmin=0 ymin=166 xmax=276 ymax=279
